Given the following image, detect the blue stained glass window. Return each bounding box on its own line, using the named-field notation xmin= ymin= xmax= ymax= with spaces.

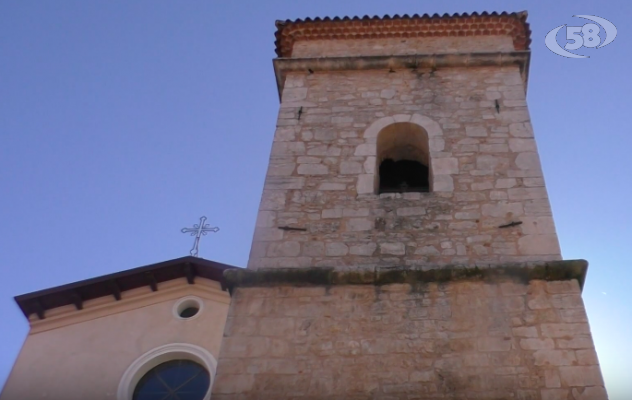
xmin=133 ymin=360 xmax=210 ymax=400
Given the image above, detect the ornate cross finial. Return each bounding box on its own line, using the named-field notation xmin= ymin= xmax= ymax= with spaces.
xmin=181 ymin=216 xmax=219 ymax=257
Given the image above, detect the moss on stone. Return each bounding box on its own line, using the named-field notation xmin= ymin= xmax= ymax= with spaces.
xmin=223 ymin=260 xmax=589 ymax=294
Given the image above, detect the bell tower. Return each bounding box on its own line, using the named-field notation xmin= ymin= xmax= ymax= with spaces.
xmin=213 ymin=12 xmax=608 ymax=399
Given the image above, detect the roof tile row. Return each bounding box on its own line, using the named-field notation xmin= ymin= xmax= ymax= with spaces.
xmin=275 ymin=11 xmax=531 ymax=57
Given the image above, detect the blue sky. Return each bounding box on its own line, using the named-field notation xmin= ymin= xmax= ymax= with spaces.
xmin=0 ymin=0 xmax=630 ymax=397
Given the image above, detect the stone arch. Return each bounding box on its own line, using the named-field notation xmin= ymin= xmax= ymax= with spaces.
xmin=356 ymin=114 xmax=453 ymax=194
xmin=117 ymin=343 xmax=217 ymax=400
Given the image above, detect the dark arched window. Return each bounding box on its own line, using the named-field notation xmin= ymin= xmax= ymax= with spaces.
xmin=379 ymin=159 xmax=429 ymax=192
xmin=377 ymin=122 xmax=430 ymax=193
xmin=133 ymin=360 xmax=210 ymax=400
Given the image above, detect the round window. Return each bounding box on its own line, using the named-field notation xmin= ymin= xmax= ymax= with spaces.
xmin=132 ymin=359 xmax=209 ymax=400
xmin=179 ymin=306 xmax=199 ymax=318
xmin=173 ymin=296 xmax=203 ymax=320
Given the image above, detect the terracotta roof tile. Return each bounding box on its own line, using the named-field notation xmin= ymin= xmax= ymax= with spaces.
xmin=275 ymin=11 xmax=531 ymax=57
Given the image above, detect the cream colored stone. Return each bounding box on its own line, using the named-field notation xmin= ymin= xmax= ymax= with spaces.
xmin=354 ymin=143 xmax=376 ymax=156
xmin=466 ymin=125 xmax=488 ymax=137
xmin=518 ymin=235 xmax=561 ymax=255
xmin=515 ymin=152 xmax=542 ymax=171
xmin=432 ymin=157 xmax=459 ymax=175
xmin=326 ymin=242 xmax=349 ymax=256
xmin=297 ymin=163 xmax=328 ymax=175
xmin=433 ymin=175 xmax=454 ymax=192
xmin=356 ymin=174 xmax=374 ymax=194
xmin=282 ymin=87 xmax=307 ymax=102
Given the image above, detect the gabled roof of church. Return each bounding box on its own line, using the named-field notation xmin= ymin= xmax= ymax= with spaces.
xmin=14 ymin=256 xmax=239 ymax=320
xmin=274 ymin=11 xmax=531 ymax=57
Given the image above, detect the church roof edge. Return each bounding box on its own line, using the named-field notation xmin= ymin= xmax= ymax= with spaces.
xmin=14 ymin=256 xmax=240 ymax=321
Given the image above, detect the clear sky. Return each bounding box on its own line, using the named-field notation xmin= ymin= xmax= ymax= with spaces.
xmin=0 ymin=0 xmax=630 ymax=397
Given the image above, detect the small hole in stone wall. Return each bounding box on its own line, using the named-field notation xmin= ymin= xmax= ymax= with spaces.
xmin=379 ymin=159 xmax=429 ymax=193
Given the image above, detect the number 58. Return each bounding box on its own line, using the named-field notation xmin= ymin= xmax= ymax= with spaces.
xmin=566 ymin=23 xmax=601 ymax=50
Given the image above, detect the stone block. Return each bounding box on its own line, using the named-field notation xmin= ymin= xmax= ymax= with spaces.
xmin=260 ymin=191 xmax=286 ymax=211
xmin=349 ymin=243 xmax=377 ymax=256
xmin=482 ymin=202 xmax=524 ymax=218
xmin=266 ymin=176 xmax=305 ymax=190
xmin=520 ymin=338 xmax=555 ymax=350
xmin=508 ymin=187 xmax=548 ymax=201
xmin=495 ymin=178 xmax=517 ymax=188
xmin=255 ymin=211 xmax=276 ymax=228
xmin=322 ymin=209 xmax=343 ymax=219
xmin=541 ymin=389 xmax=569 ymax=400
xmin=356 ymin=174 xmax=374 ymax=194
xmin=518 ymin=235 xmax=561 ymax=255
xmin=326 ymin=242 xmax=349 ymax=256
xmin=509 ymin=138 xmax=537 ymax=152
xmin=533 ymin=350 xmax=577 ymax=366
xmin=343 ymin=208 xmax=370 ymax=217
xmin=268 ymin=163 xmax=296 ymax=176
xmin=478 ymin=337 xmax=511 ymax=352
xmin=267 ymin=241 xmax=301 ymax=257
xmin=282 ymin=87 xmax=308 ymax=102
xmin=509 ymin=122 xmax=534 ymax=138
xmin=271 ymin=141 xmax=305 ymax=156
xmin=380 ymin=89 xmax=396 ymax=99
xmin=432 ymin=157 xmax=459 ymax=174
xmin=571 ymin=386 xmax=608 ymax=400
xmin=558 ymin=366 xmax=604 ymax=387
xmin=466 ymin=125 xmax=488 ymax=137
xmin=354 ymin=143 xmax=376 ymax=156
xmin=414 ymin=246 xmax=440 ymax=256
xmin=541 ymin=323 xmax=591 ymax=338
xmin=433 ymin=174 xmax=454 ymax=192
xmin=380 ymin=242 xmax=405 ymax=255
xmin=318 ymin=183 xmax=347 ymax=190
xmin=346 ymin=218 xmax=374 ymax=231
xmin=396 ymin=207 xmax=426 ymax=216
xmin=363 ymin=156 xmax=376 ymax=173
xmin=340 ymin=161 xmax=363 ymax=175
xmin=297 ymin=163 xmax=329 ymax=175
xmin=302 ymin=241 xmax=325 ymax=256
xmin=515 ymin=152 xmax=542 ymax=171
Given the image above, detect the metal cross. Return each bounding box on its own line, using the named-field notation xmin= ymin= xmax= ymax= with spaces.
xmin=181 ymin=216 xmax=219 ymax=257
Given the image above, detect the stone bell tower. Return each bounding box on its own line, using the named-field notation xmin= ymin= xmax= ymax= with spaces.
xmin=213 ymin=12 xmax=609 ymax=399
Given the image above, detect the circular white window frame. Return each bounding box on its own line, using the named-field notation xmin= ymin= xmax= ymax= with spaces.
xmin=117 ymin=343 xmax=217 ymax=400
xmin=173 ymin=296 xmax=204 ymax=320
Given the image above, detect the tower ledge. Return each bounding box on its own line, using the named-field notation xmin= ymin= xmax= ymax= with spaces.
xmin=224 ymin=259 xmax=588 ymax=292
xmin=273 ymin=51 xmax=530 ymax=99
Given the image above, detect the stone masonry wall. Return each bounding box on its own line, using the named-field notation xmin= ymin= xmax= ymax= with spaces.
xmin=292 ymin=36 xmax=515 ymax=58
xmin=212 ymin=279 xmax=607 ymax=399
xmin=248 ymin=66 xmax=561 ymax=269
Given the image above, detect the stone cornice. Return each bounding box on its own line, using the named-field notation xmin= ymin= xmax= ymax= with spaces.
xmin=273 ymin=51 xmax=531 ymax=100
xmin=224 ymin=260 xmax=588 ymax=293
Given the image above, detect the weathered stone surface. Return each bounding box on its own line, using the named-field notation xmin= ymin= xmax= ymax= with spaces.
xmin=214 ymin=278 xmax=606 ymax=399
xmin=225 ymin=260 xmax=589 ymax=290
xmin=247 ymin=66 xmax=563 ymax=269
xmin=213 ymin=19 xmax=606 ymax=400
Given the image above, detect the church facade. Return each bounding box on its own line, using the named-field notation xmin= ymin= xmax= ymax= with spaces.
xmin=1 ymin=257 xmax=237 ymax=400
xmin=2 ymin=10 xmax=608 ymax=400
